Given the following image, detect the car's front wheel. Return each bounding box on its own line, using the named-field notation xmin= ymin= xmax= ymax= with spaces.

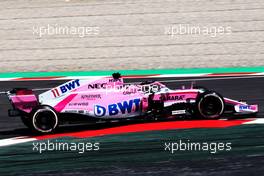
xmin=196 ymin=91 xmax=225 ymax=119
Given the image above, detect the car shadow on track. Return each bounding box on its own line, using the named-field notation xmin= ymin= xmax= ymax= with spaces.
xmin=0 ymin=117 xmax=196 ymax=138
xmin=0 ymin=120 xmax=154 ymax=139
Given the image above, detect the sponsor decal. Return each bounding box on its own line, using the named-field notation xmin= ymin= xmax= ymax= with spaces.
xmin=78 ymin=110 xmax=85 ymax=114
xmin=64 ymin=110 xmax=78 ymax=113
xmin=235 ymin=104 xmax=258 ymax=113
xmin=238 ymin=105 xmax=256 ymax=111
xmin=51 ymin=88 xmax=60 ymax=98
xmin=88 ymin=83 xmax=107 ymax=89
xmin=109 ymin=78 xmax=122 ymax=83
xmin=94 ymin=105 xmax=106 ymax=117
xmin=52 ymin=79 xmax=80 ymax=97
xmin=94 ymin=98 xmax=141 ymax=117
xmin=81 ymin=94 xmax=102 ymax=99
xmin=160 ymin=95 xmax=185 ymax=101
xmin=15 ymin=102 xmax=38 ymax=109
xmin=69 ymin=102 xmax=89 ymax=106
xmin=239 ymin=105 xmax=251 ymax=110
xmin=172 ymin=110 xmax=186 ymax=115
xmin=64 ymin=110 xmax=91 ymax=115
xmin=123 ymin=89 xmax=137 ymax=95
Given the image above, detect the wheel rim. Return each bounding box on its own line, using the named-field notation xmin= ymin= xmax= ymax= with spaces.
xmin=33 ymin=109 xmax=58 ymax=133
xmin=198 ymin=94 xmax=224 ymax=118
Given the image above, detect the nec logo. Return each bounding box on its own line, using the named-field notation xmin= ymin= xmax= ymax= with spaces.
xmin=52 ymin=80 xmax=80 ymax=97
xmin=88 ymin=83 xmax=107 ymax=89
xmin=94 ymin=98 xmax=141 ymax=117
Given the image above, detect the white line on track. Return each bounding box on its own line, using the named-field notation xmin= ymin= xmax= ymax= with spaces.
xmin=0 ymin=137 xmax=36 ymax=147
xmin=32 ymin=88 xmax=52 ymax=91
xmin=0 ymin=78 xmax=20 ymax=81
xmin=244 ymin=119 xmax=264 ymax=124
xmin=0 ymin=88 xmax=52 ymax=94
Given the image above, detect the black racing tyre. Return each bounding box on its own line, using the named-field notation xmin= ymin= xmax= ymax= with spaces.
xmin=30 ymin=106 xmax=59 ymax=133
xmin=196 ymin=91 xmax=225 ymax=119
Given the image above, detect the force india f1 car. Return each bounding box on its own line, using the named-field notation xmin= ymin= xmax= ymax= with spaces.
xmin=7 ymin=73 xmax=258 ymax=133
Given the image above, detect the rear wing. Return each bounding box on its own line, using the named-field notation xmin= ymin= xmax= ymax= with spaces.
xmin=7 ymin=88 xmax=39 ymax=116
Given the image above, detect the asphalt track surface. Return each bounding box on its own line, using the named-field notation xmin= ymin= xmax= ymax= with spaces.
xmin=0 ymin=75 xmax=264 ymax=176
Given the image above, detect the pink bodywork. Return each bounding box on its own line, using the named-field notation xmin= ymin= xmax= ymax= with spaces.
xmin=47 ymin=77 xmax=202 ymax=118
xmin=9 ymin=76 xmax=258 ymax=117
xmin=39 ymin=77 xmax=150 ymax=118
xmin=9 ymin=95 xmax=38 ymax=113
xmin=152 ymin=91 xmax=199 ymax=102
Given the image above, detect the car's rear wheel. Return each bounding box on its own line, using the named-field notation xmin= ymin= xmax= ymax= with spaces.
xmin=196 ymin=91 xmax=225 ymax=119
xmin=30 ymin=106 xmax=59 ymax=133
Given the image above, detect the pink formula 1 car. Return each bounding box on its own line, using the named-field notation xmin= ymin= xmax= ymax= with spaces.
xmin=7 ymin=73 xmax=258 ymax=133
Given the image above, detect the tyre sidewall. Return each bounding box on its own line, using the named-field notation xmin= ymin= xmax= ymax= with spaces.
xmin=196 ymin=91 xmax=225 ymax=119
xmin=30 ymin=105 xmax=59 ymax=133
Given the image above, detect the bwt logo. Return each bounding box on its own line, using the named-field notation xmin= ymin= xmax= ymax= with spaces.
xmin=60 ymin=79 xmax=80 ymax=93
xmin=94 ymin=98 xmax=141 ymax=117
xmin=52 ymin=79 xmax=80 ymax=97
xmin=239 ymin=105 xmax=251 ymax=110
